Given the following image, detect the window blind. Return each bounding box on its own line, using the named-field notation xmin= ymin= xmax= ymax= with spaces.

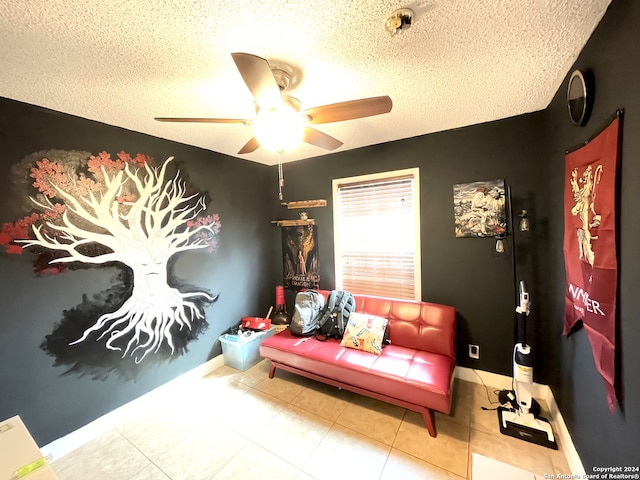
xmin=334 ymin=172 xmax=420 ymax=300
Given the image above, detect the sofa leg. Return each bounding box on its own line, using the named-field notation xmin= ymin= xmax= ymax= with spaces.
xmin=268 ymin=363 xmax=277 ymax=379
xmin=422 ymin=409 xmax=437 ymax=437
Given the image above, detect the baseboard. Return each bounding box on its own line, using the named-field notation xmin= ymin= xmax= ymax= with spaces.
xmin=455 ymin=366 xmax=584 ymax=474
xmin=41 ymin=355 xmax=224 ymax=461
xmin=541 ymin=385 xmax=585 ymax=476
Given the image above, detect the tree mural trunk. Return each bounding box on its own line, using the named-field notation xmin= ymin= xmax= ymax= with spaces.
xmin=70 ymin=254 xmax=215 ymax=362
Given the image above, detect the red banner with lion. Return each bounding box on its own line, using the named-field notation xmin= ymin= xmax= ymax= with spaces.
xmin=563 ymin=114 xmax=621 ymax=412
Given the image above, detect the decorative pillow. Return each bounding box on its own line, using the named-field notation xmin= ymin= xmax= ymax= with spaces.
xmin=340 ymin=312 xmax=388 ymax=355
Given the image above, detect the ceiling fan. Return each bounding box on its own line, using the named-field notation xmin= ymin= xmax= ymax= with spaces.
xmin=154 ymin=52 xmax=393 ymax=154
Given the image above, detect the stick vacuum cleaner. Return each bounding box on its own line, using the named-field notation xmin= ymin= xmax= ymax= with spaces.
xmin=497 ymin=281 xmax=558 ymax=449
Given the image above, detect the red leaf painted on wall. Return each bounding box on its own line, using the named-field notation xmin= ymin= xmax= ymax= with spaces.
xmin=30 ymin=158 xmax=68 ymax=197
xmin=5 ymin=150 xmax=219 ymax=278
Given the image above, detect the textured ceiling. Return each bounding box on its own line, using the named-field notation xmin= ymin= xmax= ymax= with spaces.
xmin=0 ymin=1 xmax=611 ymax=166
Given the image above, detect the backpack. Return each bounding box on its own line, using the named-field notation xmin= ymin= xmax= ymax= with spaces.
xmin=315 ymin=290 xmax=356 ymax=341
xmin=290 ymin=290 xmax=325 ymax=336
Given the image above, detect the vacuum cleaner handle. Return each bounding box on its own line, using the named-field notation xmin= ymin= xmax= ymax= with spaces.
xmin=516 ymin=280 xmax=530 ymax=316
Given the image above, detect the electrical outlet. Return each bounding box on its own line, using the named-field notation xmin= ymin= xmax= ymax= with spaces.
xmin=469 ymin=344 xmax=480 ymax=359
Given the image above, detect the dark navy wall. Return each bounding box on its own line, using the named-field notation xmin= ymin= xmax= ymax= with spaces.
xmin=540 ymin=0 xmax=640 ymax=467
xmin=3 ymin=0 xmax=639 ymax=466
xmin=273 ymin=112 xmax=547 ymax=377
xmin=272 ymin=0 xmax=639 ymax=467
xmin=0 ymin=97 xmax=274 ymax=445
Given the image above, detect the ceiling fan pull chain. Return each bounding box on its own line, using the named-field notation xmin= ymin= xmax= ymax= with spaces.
xmin=278 ymin=150 xmax=284 ymax=201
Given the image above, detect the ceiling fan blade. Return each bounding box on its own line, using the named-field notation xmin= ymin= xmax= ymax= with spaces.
xmin=231 ymin=52 xmax=282 ymax=109
xmin=303 ymin=127 xmax=344 ymax=151
xmin=237 ymin=136 xmax=261 ymax=154
xmin=304 ymin=96 xmax=393 ymax=125
xmin=154 ymin=117 xmax=250 ymax=124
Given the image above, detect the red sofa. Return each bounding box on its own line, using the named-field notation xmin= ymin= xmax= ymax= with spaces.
xmin=259 ymin=291 xmax=456 ymax=437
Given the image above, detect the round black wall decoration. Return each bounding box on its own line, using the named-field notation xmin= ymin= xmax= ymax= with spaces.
xmin=567 ymin=69 xmax=593 ymax=126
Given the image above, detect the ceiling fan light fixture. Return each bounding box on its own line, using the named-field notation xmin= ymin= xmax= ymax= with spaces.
xmin=254 ymin=105 xmax=304 ymax=152
xmin=154 ymin=53 xmax=392 ymax=155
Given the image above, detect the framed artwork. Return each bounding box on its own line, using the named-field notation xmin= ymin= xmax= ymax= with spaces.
xmin=453 ymin=179 xmax=506 ymax=238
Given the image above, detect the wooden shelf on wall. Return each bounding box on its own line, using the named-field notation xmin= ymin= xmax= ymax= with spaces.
xmin=271 ymin=219 xmax=315 ymax=227
xmin=282 ymin=199 xmax=327 ymax=209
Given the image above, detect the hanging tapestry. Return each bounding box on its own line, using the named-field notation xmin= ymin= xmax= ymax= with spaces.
xmin=563 ymin=113 xmax=622 ymax=412
xmin=282 ymin=224 xmax=319 ymax=289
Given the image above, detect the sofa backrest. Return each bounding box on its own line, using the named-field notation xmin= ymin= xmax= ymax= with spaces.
xmin=315 ymin=290 xmax=456 ymax=360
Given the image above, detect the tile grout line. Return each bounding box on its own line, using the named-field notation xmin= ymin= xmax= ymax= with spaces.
xmin=51 ymin=360 xmax=558 ymax=480
xmin=255 ymin=371 xmax=399 ymax=480
xmin=246 ymin=376 xmax=336 ymax=480
xmin=118 ymin=430 xmax=173 ymax=480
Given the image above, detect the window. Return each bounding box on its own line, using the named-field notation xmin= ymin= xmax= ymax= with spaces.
xmin=333 ymin=168 xmax=421 ymax=301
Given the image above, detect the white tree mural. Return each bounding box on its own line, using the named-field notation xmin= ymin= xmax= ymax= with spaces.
xmin=4 ymin=152 xmax=220 ymax=363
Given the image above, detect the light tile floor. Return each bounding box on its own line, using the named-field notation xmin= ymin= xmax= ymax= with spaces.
xmin=51 ymin=359 xmax=572 ymax=480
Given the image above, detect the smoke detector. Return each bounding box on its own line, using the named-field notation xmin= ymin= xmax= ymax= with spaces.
xmin=385 ymin=8 xmax=414 ymax=36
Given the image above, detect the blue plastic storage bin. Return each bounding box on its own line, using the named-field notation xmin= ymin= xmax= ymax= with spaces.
xmin=219 ymin=327 xmax=277 ymax=371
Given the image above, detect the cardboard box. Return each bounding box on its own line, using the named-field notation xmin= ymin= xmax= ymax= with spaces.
xmin=0 ymin=416 xmax=59 ymax=480
xmin=241 ymin=316 xmax=271 ymax=330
